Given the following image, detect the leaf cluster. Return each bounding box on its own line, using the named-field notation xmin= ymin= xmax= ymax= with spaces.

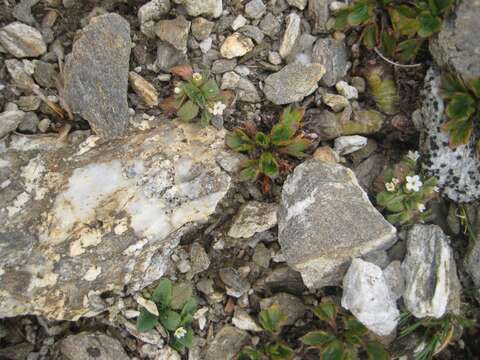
xmin=335 ymin=0 xmax=454 ymax=62
xmin=440 ymin=74 xmax=480 ymax=150
xmin=301 ymin=301 xmax=389 ymax=360
xmin=226 ymin=107 xmax=312 ymax=182
xmin=136 ymin=278 xmax=197 ymax=353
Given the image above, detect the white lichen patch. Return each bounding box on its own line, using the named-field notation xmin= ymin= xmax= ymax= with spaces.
xmin=7 ymin=192 xmax=30 ymax=217
xmin=83 ymin=266 xmax=102 ymax=281
xmin=69 ymin=228 xmax=103 ymax=257
xmin=74 ymin=135 xmax=101 ymax=157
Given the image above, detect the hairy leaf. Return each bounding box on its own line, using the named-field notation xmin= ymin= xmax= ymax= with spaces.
xmin=418 ymin=14 xmax=441 ymax=38
xmin=441 ymin=117 xmax=474 ymax=148
xmin=136 ymin=308 xmax=159 ymax=332
xmin=301 ymin=330 xmax=335 ymax=347
xmin=259 ymin=304 xmax=287 ymax=334
xmin=152 ymin=278 xmax=172 ymax=306
xmin=177 ymin=100 xmax=199 ymax=121
xmin=226 ymin=129 xmax=254 ymax=152
xmin=468 ymin=78 xmax=480 ymax=98
xmin=396 ymin=38 xmax=421 ymax=63
xmin=259 ymin=152 xmax=280 ymax=179
xmin=277 ymin=137 xmax=311 ymax=158
xmin=366 ymin=341 xmax=389 ymax=360
xmin=446 ymin=93 xmax=476 ymax=120
xmin=362 ymin=24 xmax=377 ymax=49
xmin=313 ymin=302 xmax=337 ymax=324
xmin=238 ymin=347 xmax=264 ymax=360
xmin=201 ymin=79 xmax=220 ymax=99
xmin=377 ymin=191 xmax=406 ymax=212
xmin=240 ymin=162 xmax=259 ymax=182
xmin=347 ymin=2 xmax=370 ymax=26
xmin=255 ymin=131 xmax=270 ymax=148
xmin=160 ymin=310 xmax=181 ymax=331
xmin=265 ymin=342 xmax=294 ymax=360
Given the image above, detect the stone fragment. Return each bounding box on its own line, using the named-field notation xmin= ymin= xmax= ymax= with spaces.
xmin=155 ymin=41 xmax=187 ymax=72
xmin=0 ymin=22 xmax=47 ymax=58
xmin=334 ymin=135 xmax=368 ymax=155
xmin=0 ymin=110 xmax=25 ymax=138
xmin=171 ymin=281 xmax=194 ymax=310
xmin=262 ymin=266 xmax=306 ymax=295
xmin=313 ymin=146 xmax=338 ymax=164
xmin=138 ymin=0 xmax=171 ymax=38
xmin=32 ymin=60 xmax=57 ymax=88
xmin=64 ymin=14 xmax=131 ymax=140
xmin=129 ymin=72 xmax=158 ymax=107
xmin=341 ymin=259 xmax=399 ymax=336
xmin=238 ymin=25 xmax=264 ymax=44
xmin=322 ymin=93 xmax=349 ymax=112
xmin=312 ymin=37 xmax=348 ymax=87
xmin=191 ymin=18 xmax=214 ymax=41
xmin=13 ymin=0 xmax=39 ymax=25
xmin=260 ymin=293 xmax=306 ymax=325
xmin=205 ymin=325 xmax=249 ymax=360
xmin=57 ymin=332 xmax=129 ymax=360
xmin=464 ymin=206 xmax=480 ymax=300
xmin=232 ymin=307 xmax=262 ymax=332
xmin=336 ymin=80 xmax=358 ymax=99
xmin=219 ymin=267 xmax=250 ymax=298
xmin=287 ymin=0 xmax=308 ymax=10
xmin=5 ymin=59 xmax=36 ymax=89
xmin=252 ymin=243 xmax=272 ymax=268
xmin=220 ymin=33 xmax=254 ymax=59
xmin=245 ymin=0 xmax=266 ymax=19
xmin=232 ymin=15 xmax=248 ymax=31
xmin=383 ymin=261 xmax=404 ymax=301
xmin=278 ymin=160 xmax=397 ymax=289
xmin=307 ymin=0 xmax=329 ymax=33
xmin=155 ymin=16 xmax=191 ymax=52
xmin=17 ymin=112 xmax=39 ymax=133
xmin=259 ymin=12 xmax=281 ymax=37
xmin=263 ymin=63 xmax=326 ymax=105
xmin=183 ymin=0 xmax=222 ymax=18
xmin=279 ymin=13 xmax=301 ymax=59
xmin=228 ymin=201 xmax=277 ymax=238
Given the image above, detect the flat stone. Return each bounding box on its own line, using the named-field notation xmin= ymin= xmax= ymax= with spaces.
xmin=262 ymin=266 xmax=307 ymax=295
xmin=219 ymin=267 xmax=250 ymax=298
xmin=13 ymin=0 xmax=40 ymax=25
xmin=402 ymin=225 xmax=461 ymax=318
xmin=32 ymin=60 xmax=58 ymax=88
xmin=205 ymin=325 xmax=249 ymax=360
xmin=129 ymin=72 xmax=159 ymax=107
xmin=238 ymin=25 xmax=264 ymax=44
xmin=322 ymin=93 xmax=349 ymax=112
xmin=220 ymin=33 xmax=254 ymax=59
xmin=138 ymin=0 xmax=171 ymax=38
xmin=232 ymin=307 xmax=262 ymax=332
xmin=336 ymin=80 xmax=358 ymax=100
xmin=155 ymin=16 xmax=191 ymax=52
xmin=383 ymin=260 xmax=404 ymax=301
xmin=170 ymin=281 xmax=194 ymax=310
xmin=334 ymin=135 xmax=368 ymax=155
xmin=259 ymin=12 xmax=281 ymax=37
xmin=191 ymin=17 xmax=214 ymax=41
xmin=57 ymin=332 xmax=130 ymax=360
xmin=252 ymin=243 xmax=272 ymax=268
xmin=189 ymin=243 xmax=210 ymax=276
xmin=228 ymin=201 xmax=277 ymax=238
xmin=464 ymin=205 xmax=480 ymax=300
xmin=155 ymin=41 xmax=188 ymax=72
xmin=312 ymin=37 xmax=348 ymax=87
xmin=0 ymin=110 xmax=25 ymax=138
xmin=0 ymin=122 xmax=231 ymax=320
xmin=307 ymin=0 xmax=329 ymax=33
xmin=341 ymin=259 xmax=399 ymax=336
xmin=278 ymin=159 xmax=397 ymax=289
xmin=260 ymin=293 xmax=306 ymax=325
xmin=245 ymin=0 xmax=266 ymax=19
xmin=17 ymin=112 xmax=39 ymax=133
xmin=183 ymin=0 xmax=222 ymax=18
xmin=287 ymin=0 xmax=308 ymax=10
xmin=63 ymin=14 xmax=131 ymax=140
xmin=279 ymin=12 xmax=301 ymax=59
xmin=232 ymin=15 xmax=248 ymax=31
xmin=0 ymin=22 xmax=47 ymax=58
xmin=263 ymin=63 xmax=326 ymax=105
xmin=5 ymin=59 xmax=36 ymax=89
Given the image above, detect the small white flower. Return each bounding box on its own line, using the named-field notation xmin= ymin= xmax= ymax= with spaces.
xmin=433 ymin=186 xmax=439 ymax=193
xmin=417 ymin=203 xmax=426 ymax=213
xmin=407 ymin=150 xmax=420 ymax=162
xmin=209 ymin=101 xmax=227 ymax=116
xmin=174 ymin=86 xmax=182 ymax=94
xmin=406 ymin=175 xmax=423 ymax=192
xmin=192 ymin=72 xmax=202 ymax=81
xmin=391 ymin=178 xmax=400 ymax=185
xmin=174 ymin=327 xmax=187 ymax=339
xmin=385 ymin=182 xmax=395 ymax=192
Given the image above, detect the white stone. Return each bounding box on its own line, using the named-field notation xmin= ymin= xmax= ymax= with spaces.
xmin=334 ymin=135 xmax=368 ymax=155
xmin=232 ymin=307 xmax=262 ymax=332
xmin=228 ymin=201 xmax=277 ymax=238
xmin=279 ymin=13 xmax=301 ymax=59
xmin=287 ymin=0 xmax=308 ymax=10
xmin=383 ymin=261 xmax=405 ymax=301
xmin=232 ymin=15 xmax=248 ymax=30
xmin=336 ymin=80 xmax=358 ymax=100
xmin=199 ymin=37 xmax=213 ymax=53
xmin=322 ymin=93 xmax=349 ymax=112
xmin=220 ymin=33 xmax=254 ymax=59
xmin=245 ymin=0 xmax=266 ymax=19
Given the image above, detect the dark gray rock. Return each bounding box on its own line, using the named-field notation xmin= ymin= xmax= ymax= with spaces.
xmin=464 ymin=205 xmax=480 ymax=300
xmin=63 ymin=14 xmax=131 ymax=140
xmin=307 ymin=0 xmax=330 ymax=33
xmin=155 ymin=41 xmax=188 ymax=72
xmin=260 ymin=293 xmax=306 ymax=325
xmin=219 ymin=267 xmax=251 ymax=298
xmin=13 ymin=0 xmax=40 ymax=25
xmin=312 ymin=37 xmax=348 ymax=87
xmin=33 ymin=60 xmax=58 ymax=88
xmin=17 ymin=112 xmax=39 ymax=133
xmin=57 ymin=332 xmax=129 ymax=360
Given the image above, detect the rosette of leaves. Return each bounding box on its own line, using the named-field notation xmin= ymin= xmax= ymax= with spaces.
xmin=238 ymin=305 xmax=294 ymax=360
xmin=136 ymin=278 xmax=197 ymax=353
xmin=160 ymin=64 xmax=232 ymax=125
xmin=375 ymin=154 xmax=438 ymax=225
xmin=334 ymin=0 xmax=454 ymax=62
xmin=301 ymin=301 xmax=389 ymax=360
xmin=226 ymin=107 xmax=311 ymax=184
xmin=440 ymin=74 xmax=480 ymax=150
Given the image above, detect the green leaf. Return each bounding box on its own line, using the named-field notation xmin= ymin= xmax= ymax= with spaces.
xmin=259 ymin=152 xmax=279 ymax=179
xmin=265 ymin=342 xmax=294 ymax=360
xmin=280 ymin=106 xmax=304 ymax=129
xmin=226 ymin=129 xmax=254 ymax=152
xmin=376 ymin=191 xmax=406 ymax=212
xmin=181 ymin=298 xmax=197 ymax=317
xmin=176 ymin=327 xmax=194 ymax=348
xmin=380 ymin=32 xmax=396 ymax=58
xmin=271 ymin=107 xmax=304 ymax=145
xmin=446 ymin=93 xmax=476 ymax=120
xmin=468 ymin=78 xmax=480 ymax=98
xmin=334 ymin=8 xmax=350 ymax=30
xmin=388 ymin=7 xmax=419 ymax=37
xmin=277 ymin=137 xmax=311 ymax=158
xmin=366 ymin=341 xmax=389 ymax=360
xmin=344 ymin=318 xmax=367 ymax=336
xmin=396 ymin=38 xmax=421 ymax=63
xmin=432 ymin=0 xmax=453 ymax=14
xmin=177 ymin=100 xmax=199 ymax=121
xmin=301 ymin=330 xmax=335 ymax=347
xmin=313 ymin=302 xmax=337 ymax=323
xmin=386 ymin=211 xmax=412 ymax=225
xmin=180 ymin=313 xmax=193 ymax=327
xmin=201 ymin=110 xmax=212 ymax=126
xmin=259 ymin=304 xmax=287 ymax=334
xmin=136 ymin=308 xmax=159 ymax=332
xmin=201 ymin=79 xmax=220 ymax=99
xmin=418 ymin=15 xmax=441 ymax=38
xmin=347 ymin=2 xmax=370 ymax=26
xmin=238 ymin=347 xmax=264 ymax=360
xmin=183 ymin=83 xmax=206 ymax=107
xmin=255 ymin=131 xmax=270 ymax=148
xmin=442 ymin=117 xmax=474 ymax=147
xmin=362 ymin=24 xmax=377 ymax=49
xmin=152 ymin=278 xmax=172 ymax=306
xmin=159 ymin=310 xmax=181 ymax=331
xmin=321 ymin=339 xmax=345 ymax=360
xmin=441 ymin=73 xmax=467 ymax=98
xmin=240 ymin=164 xmax=260 ymax=182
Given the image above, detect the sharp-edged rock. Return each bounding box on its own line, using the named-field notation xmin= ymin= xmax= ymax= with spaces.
xmin=228 ymin=201 xmax=277 ymax=239
xmin=312 ymin=36 xmax=348 ymax=87
xmin=205 ymin=325 xmax=249 ymax=360
xmin=0 ymin=22 xmax=47 ymax=58
xmin=57 ymin=332 xmax=130 ymax=360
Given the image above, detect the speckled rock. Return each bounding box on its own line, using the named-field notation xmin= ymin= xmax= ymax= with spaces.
xmin=0 ymin=22 xmax=47 ymax=58
xmin=312 ymin=37 xmax=348 ymax=87
xmin=278 ymin=160 xmax=397 ymax=289
xmin=0 ymin=122 xmax=231 ymax=320
xmin=228 ymin=201 xmax=277 ymax=238
xmin=417 ymin=67 xmax=480 ymax=202
xmin=64 ymin=14 xmax=131 ymax=140
xmin=57 ymin=332 xmax=130 ymax=360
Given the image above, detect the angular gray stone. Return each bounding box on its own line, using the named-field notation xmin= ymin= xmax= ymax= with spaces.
xmin=383 ymin=260 xmax=405 ymax=301
xmin=205 ymin=325 xmax=249 ymax=360
xmin=228 ymin=201 xmax=277 ymax=238
xmin=183 ymin=0 xmax=222 ymax=18
xmin=307 ymin=0 xmax=330 ymax=33
xmin=402 ymin=225 xmax=461 ymax=319
xmin=429 ymin=0 xmax=480 ymax=81
xmin=13 ymin=0 xmax=40 ymax=25
xmin=260 ymin=293 xmax=306 ymax=326
xmin=57 ymin=332 xmax=129 ymax=360
xmin=155 ymin=16 xmax=191 ymax=52
xmin=279 ymin=12 xmax=301 ymax=59
xmin=263 ymin=63 xmax=326 ymax=105
xmin=341 ymin=259 xmax=399 ymax=336
xmin=191 ymin=17 xmax=214 ymax=41
xmin=33 ymin=60 xmax=58 ymax=89
xmin=312 ymin=37 xmax=348 ymax=87
xmin=0 ymin=110 xmax=25 ymax=138
xmin=219 ymin=267 xmax=250 ymax=298
xmin=0 ymin=22 xmax=47 ymax=58
xmin=138 ymin=0 xmax=171 ymax=38
xmin=245 ymin=0 xmax=266 ymax=19
xmin=190 ymin=243 xmax=210 ymax=276
xmin=232 ymin=307 xmax=262 ymax=332
xmin=64 ymin=14 xmax=131 ymax=140
xmin=155 ymin=41 xmax=188 ymax=72
xmin=278 ymin=160 xmax=397 ymax=289
xmin=464 ymin=205 xmax=480 ymax=300
xmin=0 ymin=122 xmax=231 ymax=320
xmin=259 ymin=12 xmax=281 ymax=38
xmin=287 ymin=0 xmax=308 ymax=10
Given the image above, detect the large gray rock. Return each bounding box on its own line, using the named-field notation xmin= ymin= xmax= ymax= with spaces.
xmin=57 ymin=332 xmax=129 ymax=360
xmin=342 ymin=259 xmax=399 ymax=336
xmin=0 ymin=122 xmax=231 ymax=320
xmin=0 ymin=22 xmax=46 ymax=58
xmin=278 ymin=160 xmax=397 ymax=289
xmin=312 ymin=37 xmax=348 ymax=87
xmin=402 ymin=225 xmax=461 ymax=318
xmin=64 ymin=14 xmax=131 ymax=140
xmin=429 ymin=0 xmax=480 ymax=81
xmin=263 ymin=63 xmax=326 ymax=105
xmin=417 ymin=67 xmax=480 ymax=202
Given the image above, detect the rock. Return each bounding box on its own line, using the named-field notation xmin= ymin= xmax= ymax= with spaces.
xmin=341 ymin=259 xmax=399 ymax=336
xmin=287 ymin=0 xmax=308 ymax=10
xmin=278 ymin=160 xmax=397 ymax=289
xmin=260 ymin=293 xmax=306 ymax=325
xmin=16 ymin=95 xmax=41 ymax=111
xmin=363 ymin=249 xmax=389 ymax=269
xmin=221 ymin=72 xmax=261 ymax=103
xmin=0 ymin=110 xmax=25 ymax=138
xmin=156 ymin=347 xmax=181 ymax=360
xmin=64 ymin=14 xmax=131 ymax=140
xmin=334 ymin=135 xmax=368 ymax=155
xmin=429 ymin=0 xmax=480 ymax=81
xmin=155 ymin=16 xmax=191 ymax=52
xmin=17 ymin=112 xmax=39 ymax=133
xmin=190 ymin=243 xmax=210 ymax=276
xmin=262 ymin=266 xmax=307 ymax=295
xmin=464 ymin=206 xmax=480 ymax=298
xmin=212 ymin=59 xmax=237 ymax=74
xmin=129 ymin=72 xmax=158 ymax=107
xmin=245 ymin=0 xmax=266 ymax=19
xmin=312 ymin=37 xmax=348 ymax=87
xmin=171 ymin=281 xmax=194 ymax=310
xmin=183 ymin=0 xmax=222 ymax=18
xmin=32 ymin=60 xmax=58 ymax=88
xmin=57 ymin=332 xmax=129 ymax=360
xmin=268 ymin=51 xmax=282 ymax=65
xmin=191 ymin=18 xmax=214 ymax=41
xmin=232 ymin=307 xmax=262 ymax=332
xmin=13 ymin=0 xmax=40 ymax=25
xmin=0 ymin=122 xmax=231 ymax=320
xmin=322 ymin=94 xmax=349 ymax=112
xmin=313 ymin=146 xmax=338 ymax=164
xmin=220 ymin=33 xmax=254 ymax=59
xmin=138 ymin=0 xmax=171 ymax=38
xmin=383 ymin=261 xmax=404 ymax=301
xmin=232 ymin=15 xmax=248 ymax=31
xmin=252 ymin=243 xmax=272 ymax=268
xmin=259 ymin=12 xmax=281 ymax=37
xmin=263 ymin=63 xmax=326 ymax=105
xmin=219 ymin=267 xmax=250 ymax=298
xmin=279 ymin=13 xmax=301 ymax=59
xmin=205 ymin=325 xmax=249 ymax=360
xmin=307 ymin=0 xmax=329 ymax=33
xmin=5 ymin=59 xmax=36 ymax=89
xmin=0 ymin=22 xmax=47 ymax=58
xmin=155 ymin=41 xmax=187 ymax=72
xmin=228 ymin=201 xmax=277 ymax=238
xmin=353 ymin=153 xmax=387 ymax=191
xmin=200 ymin=38 xmax=212 ymax=53
xmin=351 ymin=76 xmax=366 ymax=93
xmin=417 ymin=67 xmax=480 ymax=202
xmin=239 ymin=25 xmax=265 ymax=44
xmin=402 ymin=225 xmax=461 ymax=318
xmin=336 ymin=80 xmax=358 ymax=100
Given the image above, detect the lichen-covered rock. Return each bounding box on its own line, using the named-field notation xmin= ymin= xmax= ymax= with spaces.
xmin=228 ymin=201 xmax=277 ymax=238
xmin=417 ymin=67 xmax=480 ymax=202
xmin=312 ymin=37 xmax=348 ymax=87
xmin=0 ymin=122 xmax=231 ymax=320
xmin=278 ymin=159 xmax=397 ymax=289
xmin=64 ymin=14 xmax=131 ymax=140
xmin=57 ymin=332 xmax=130 ymax=360
xmin=402 ymin=225 xmax=461 ymax=318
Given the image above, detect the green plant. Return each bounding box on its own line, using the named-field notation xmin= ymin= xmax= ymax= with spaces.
xmin=238 ymin=305 xmax=295 ymax=360
xmin=226 ymin=107 xmax=312 ymax=184
xmin=375 ymin=151 xmax=438 ymax=225
xmin=364 ymin=64 xmax=399 ymax=115
xmin=160 ymin=64 xmax=232 ymax=125
xmin=301 ymin=301 xmax=389 ymax=360
xmin=440 ymin=74 xmax=480 ymax=150
xmin=136 ymin=278 xmax=197 ymax=353
xmin=334 ymin=0 xmax=454 ymax=62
